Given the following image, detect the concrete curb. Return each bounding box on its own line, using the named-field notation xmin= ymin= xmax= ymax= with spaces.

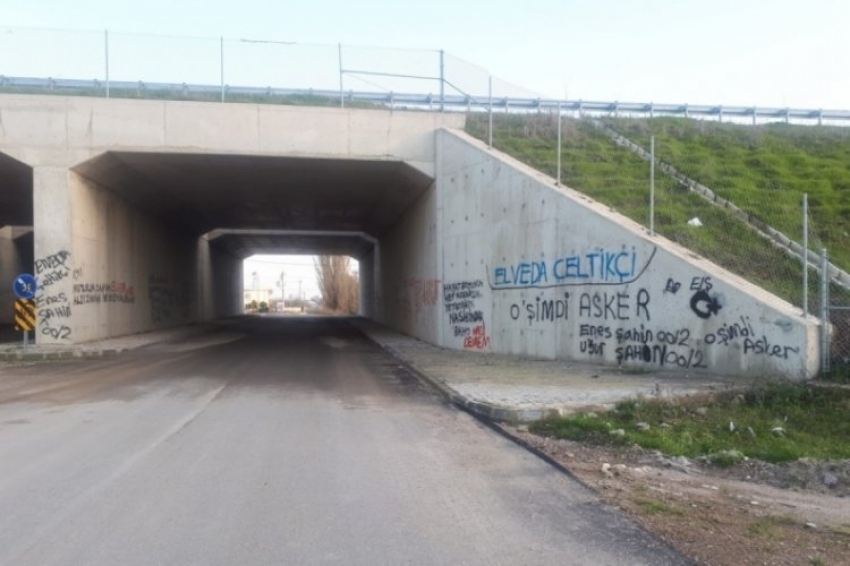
xmin=353 ymin=323 xmax=562 ymax=423
xmin=0 ymin=348 xmax=124 ymax=362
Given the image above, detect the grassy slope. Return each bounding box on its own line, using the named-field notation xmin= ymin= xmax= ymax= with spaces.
xmin=465 ymin=114 xmax=824 ymax=310
xmin=606 ymin=117 xmax=850 ymax=271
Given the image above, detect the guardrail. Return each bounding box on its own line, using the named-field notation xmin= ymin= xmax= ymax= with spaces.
xmin=2 ymin=75 xmax=849 ymax=126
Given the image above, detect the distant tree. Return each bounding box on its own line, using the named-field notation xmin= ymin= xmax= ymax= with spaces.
xmin=314 ymin=256 xmax=359 ymax=314
xmin=259 ymin=301 xmax=269 ymax=312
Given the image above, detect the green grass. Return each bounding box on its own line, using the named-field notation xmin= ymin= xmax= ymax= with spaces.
xmin=530 ymin=382 xmax=850 ymax=464
xmin=465 ymin=114 xmax=848 ymax=322
xmin=606 ymin=117 xmax=850 ymax=271
xmin=633 ymin=496 xmax=684 ymax=516
xmin=746 ymin=515 xmax=797 ymax=539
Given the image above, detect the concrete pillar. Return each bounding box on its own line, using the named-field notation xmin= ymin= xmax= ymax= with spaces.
xmin=0 ymin=227 xmax=26 ymax=324
xmin=359 ymin=248 xmax=375 ymax=318
xmin=195 ymin=236 xmax=214 ymax=322
xmin=32 ymin=166 xmax=75 ymax=344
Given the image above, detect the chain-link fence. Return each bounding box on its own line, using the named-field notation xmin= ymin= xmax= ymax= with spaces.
xmin=0 ymin=26 xmax=538 ymax=108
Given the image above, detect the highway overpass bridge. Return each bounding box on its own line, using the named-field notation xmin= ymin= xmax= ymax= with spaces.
xmin=0 ymin=94 xmax=819 ymax=379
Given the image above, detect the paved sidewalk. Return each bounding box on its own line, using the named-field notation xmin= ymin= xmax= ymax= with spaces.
xmin=0 ymin=322 xmax=229 ymax=362
xmin=351 ymin=318 xmax=747 ymax=422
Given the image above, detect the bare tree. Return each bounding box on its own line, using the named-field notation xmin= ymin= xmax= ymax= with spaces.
xmin=314 ymin=256 xmax=359 ymax=314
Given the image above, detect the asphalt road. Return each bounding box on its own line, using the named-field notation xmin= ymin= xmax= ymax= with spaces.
xmin=0 ymin=316 xmax=688 ymax=565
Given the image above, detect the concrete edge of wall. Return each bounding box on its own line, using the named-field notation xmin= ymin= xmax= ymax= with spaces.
xmin=441 ymin=127 xmax=812 ymax=326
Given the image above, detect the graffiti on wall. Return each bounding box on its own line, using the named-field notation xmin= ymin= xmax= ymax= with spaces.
xmin=73 ymin=281 xmax=135 ymax=305
xmin=34 ymin=250 xmax=72 ymax=340
xmin=149 ymin=274 xmax=190 ymax=323
xmin=444 ymin=280 xmax=490 ymax=349
xmin=489 ymin=246 xmax=657 ymax=289
xmin=481 ymin=240 xmax=803 ymax=371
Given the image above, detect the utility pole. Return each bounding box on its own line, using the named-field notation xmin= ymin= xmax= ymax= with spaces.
xmin=280 ymin=271 xmax=285 ymax=311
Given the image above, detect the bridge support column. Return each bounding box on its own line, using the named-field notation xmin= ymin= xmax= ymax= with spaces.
xmin=0 ymin=227 xmax=29 ymax=325
xmin=32 ymin=166 xmax=75 ymax=344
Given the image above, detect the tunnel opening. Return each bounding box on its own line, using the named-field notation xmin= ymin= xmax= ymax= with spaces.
xmin=46 ymin=150 xmax=434 ymax=343
xmin=0 ymin=152 xmax=34 ymax=340
xmin=242 ymin=254 xmax=359 ymax=316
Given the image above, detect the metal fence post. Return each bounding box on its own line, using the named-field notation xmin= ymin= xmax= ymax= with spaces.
xmin=488 ymin=76 xmax=493 ymax=149
xmin=821 ymin=247 xmax=830 ymax=374
xmin=556 ymin=101 xmax=562 ymax=187
xmin=338 ymin=43 xmax=344 ymax=108
xmin=104 ymin=30 xmax=110 ymax=98
xmin=803 ymin=193 xmax=808 ymax=316
xmin=650 ymin=135 xmax=655 ymax=235
xmin=439 ymin=50 xmax=445 ymax=112
xmin=220 ymin=36 xmax=225 ymax=103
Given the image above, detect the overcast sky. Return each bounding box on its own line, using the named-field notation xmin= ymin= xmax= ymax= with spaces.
xmin=4 ymin=1 xmax=845 ymax=293
xmin=3 ymin=0 xmax=847 ymax=108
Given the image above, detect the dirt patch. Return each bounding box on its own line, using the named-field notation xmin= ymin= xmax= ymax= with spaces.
xmin=502 ymin=425 xmax=850 ymax=566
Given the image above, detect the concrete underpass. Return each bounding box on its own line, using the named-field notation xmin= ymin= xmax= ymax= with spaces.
xmin=0 ymin=94 xmax=822 ymax=380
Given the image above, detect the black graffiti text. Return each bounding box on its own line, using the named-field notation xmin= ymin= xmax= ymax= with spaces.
xmin=578 ymin=289 xmax=650 ymax=321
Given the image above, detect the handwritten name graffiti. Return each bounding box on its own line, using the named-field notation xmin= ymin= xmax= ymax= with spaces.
xmin=37 ymin=292 xmax=71 ymax=321
xmin=463 ymin=324 xmax=491 ymax=350
xmin=614 ymin=324 xmax=708 ymax=369
xmin=703 ymin=316 xmax=800 ymax=360
xmin=34 ymin=250 xmax=73 ymax=341
xmin=35 ymin=250 xmax=71 ymax=289
xmin=444 ymin=280 xmax=484 ymax=326
xmin=73 ymin=281 xmax=136 ymax=305
xmin=576 ymin=320 xmax=709 ymax=369
xmin=508 ymin=293 xmax=570 ymax=326
xmin=149 ymin=275 xmax=190 ymax=323
xmin=444 ymin=280 xmax=490 ymax=350
xmin=489 ymin=246 xmax=657 ymax=290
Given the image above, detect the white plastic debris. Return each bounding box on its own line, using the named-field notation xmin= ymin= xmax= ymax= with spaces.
xmin=687 ymin=217 xmax=703 ymax=227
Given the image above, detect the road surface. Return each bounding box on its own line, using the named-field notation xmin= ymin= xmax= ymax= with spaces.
xmin=0 ymin=316 xmax=687 ymax=565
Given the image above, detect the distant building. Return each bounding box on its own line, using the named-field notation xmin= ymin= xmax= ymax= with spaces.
xmin=244 ymin=289 xmax=273 ymax=304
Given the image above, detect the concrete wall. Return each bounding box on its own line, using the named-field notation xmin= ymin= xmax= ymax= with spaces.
xmin=0 ymin=227 xmax=32 ymax=325
xmin=209 ymin=241 xmax=244 ymax=319
xmin=0 ymin=95 xmax=461 ymax=344
xmin=31 ymin=170 xmax=203 ymax=344
xmin=435 ymin=130 xmax=819 ymax=380
xmin=359 ymin=247 xmax=376 ymax=319
xmin=0 ymin=95 xmax=463 ymax=173
xmin=377 ymin=183 xmax=442 ymax=345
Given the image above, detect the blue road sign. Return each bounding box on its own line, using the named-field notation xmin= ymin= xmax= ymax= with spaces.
xmin=13 ymin=274 xmax=37 ymax=300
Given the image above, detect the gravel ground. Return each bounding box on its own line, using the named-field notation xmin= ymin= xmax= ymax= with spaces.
xmin=503 ymin=425 xmax=850 ymax=566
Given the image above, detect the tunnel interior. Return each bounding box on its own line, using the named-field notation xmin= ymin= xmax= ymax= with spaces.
xmin=38 ymin=151 xmax=436 ymax=342
xmin=0 ymin=152 xmax=34 ymax=338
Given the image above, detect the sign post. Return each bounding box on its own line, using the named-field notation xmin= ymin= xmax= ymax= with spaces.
xmin=12 ymin=274 xmax=37 ymax=350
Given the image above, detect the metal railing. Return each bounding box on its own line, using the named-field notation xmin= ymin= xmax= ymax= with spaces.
xmin=2 ymin=26 xmax=850 ymax=126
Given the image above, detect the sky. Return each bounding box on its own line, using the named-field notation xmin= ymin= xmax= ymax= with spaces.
xmin=2 ymin=0 xmax=848 ymax=108
xmin=4 ymin=0 xmax=846 ymax=293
